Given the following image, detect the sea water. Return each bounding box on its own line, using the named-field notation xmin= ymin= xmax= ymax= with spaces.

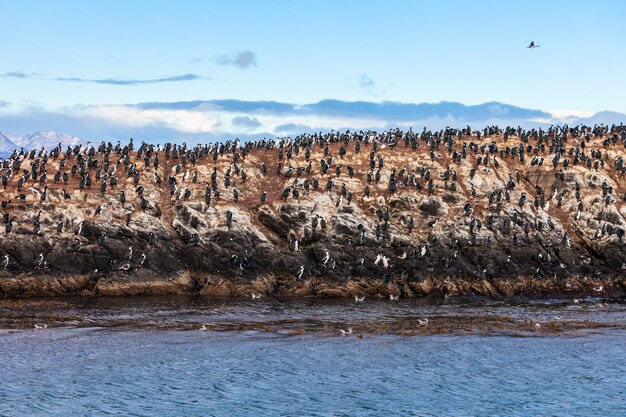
xmin=1 ymin=297 xmax=624 ymax=416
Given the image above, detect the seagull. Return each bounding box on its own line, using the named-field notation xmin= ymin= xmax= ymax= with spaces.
xmin=534 ymin=322 xmax=542 ymax=328
xmin=554 ymin=315 xmax=562 ymax=321
xmin=251 ymin=293 xmax=262 ymax=300
xmin=200 ymin=324 xmax=208 ymax=331
xmin=389 ymin=294 xmax=399 ymax=301
xmin=527 ymin=41 xmax=539 ymax=49
xmin=418 ymin=318 xmax=429 ymax=325
xmin=339 ymin=327 xmax=353 ymax=336
xmin=354 ymin=295 xmax=365 ymax=303
xmin=34 ymin=323 xmax=47 ymax=329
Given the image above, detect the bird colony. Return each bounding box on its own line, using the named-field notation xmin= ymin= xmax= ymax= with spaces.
xmin=1 ymin=125 xmax=625 ymax=297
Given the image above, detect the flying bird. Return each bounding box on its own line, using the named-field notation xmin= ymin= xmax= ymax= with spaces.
xmin=527 ymin=41 xmax=539 ymax=49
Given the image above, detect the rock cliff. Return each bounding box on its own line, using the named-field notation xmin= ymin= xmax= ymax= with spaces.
xmin=1 ymin=125 xmax=625 ymax=298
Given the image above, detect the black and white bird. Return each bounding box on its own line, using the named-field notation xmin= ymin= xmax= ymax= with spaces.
xmin=71 ymin=238 xmax=82 ymax=253
xmin=35 ymin=253 xmax=45 ymax=269
xmin=527 ymin=41 xmax=539 ymax=49
xmin=322 ymin=250 xmax=330 ymax=266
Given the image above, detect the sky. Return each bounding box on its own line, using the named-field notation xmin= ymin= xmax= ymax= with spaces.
xmin=1 ymin=0 xmax=625 ymax=142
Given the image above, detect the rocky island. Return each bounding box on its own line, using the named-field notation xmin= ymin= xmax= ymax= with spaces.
xmin=1 ymin=125 xmax=625 ymax=298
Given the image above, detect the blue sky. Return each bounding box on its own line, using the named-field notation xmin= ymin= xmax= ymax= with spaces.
xmin=1 ymin=0 xmax=625 ymax=141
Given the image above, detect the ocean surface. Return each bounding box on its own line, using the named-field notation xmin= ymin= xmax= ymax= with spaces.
xmin=1 ymin=296 xmax=625 ymax=416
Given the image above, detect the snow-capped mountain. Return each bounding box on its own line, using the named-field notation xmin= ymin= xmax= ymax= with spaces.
xmin=0 ymin=132 xmax=22 ymax=152
xmin=0 ymin=130 xmax=84 ymax=154
xmin=20 ymin=131 xmax=83 ymax=149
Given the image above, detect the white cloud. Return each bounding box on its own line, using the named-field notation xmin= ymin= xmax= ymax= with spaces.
xmin=2 ymin=99 xmax=620 ymax=145
xmin=547 ymin=109 xmax=596 ymax=123
xmin=80 ymin=105 xmax=221 ymax=133
xmin=214 ymin=51 xmax=258 ymax=69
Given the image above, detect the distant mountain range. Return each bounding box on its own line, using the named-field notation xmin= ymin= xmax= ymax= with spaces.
xmin=0 ymin=131 xmax=82 ymax=153
xmin=1 ymin=108 xmax=626 ymax=157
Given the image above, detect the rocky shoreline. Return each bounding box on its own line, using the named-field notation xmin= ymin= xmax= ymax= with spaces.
xmin=1 ymin=273 xmax=624 ymax=299
xmin=1 ymin=125 xmax=626 ymax=298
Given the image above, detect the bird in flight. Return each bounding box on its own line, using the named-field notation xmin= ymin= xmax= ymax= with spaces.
xmin=527 ymin=41 xmax=539 ymax=49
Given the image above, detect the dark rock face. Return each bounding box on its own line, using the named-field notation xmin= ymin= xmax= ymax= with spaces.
xmin=1 ymin=126 xmax=626 ymax=298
